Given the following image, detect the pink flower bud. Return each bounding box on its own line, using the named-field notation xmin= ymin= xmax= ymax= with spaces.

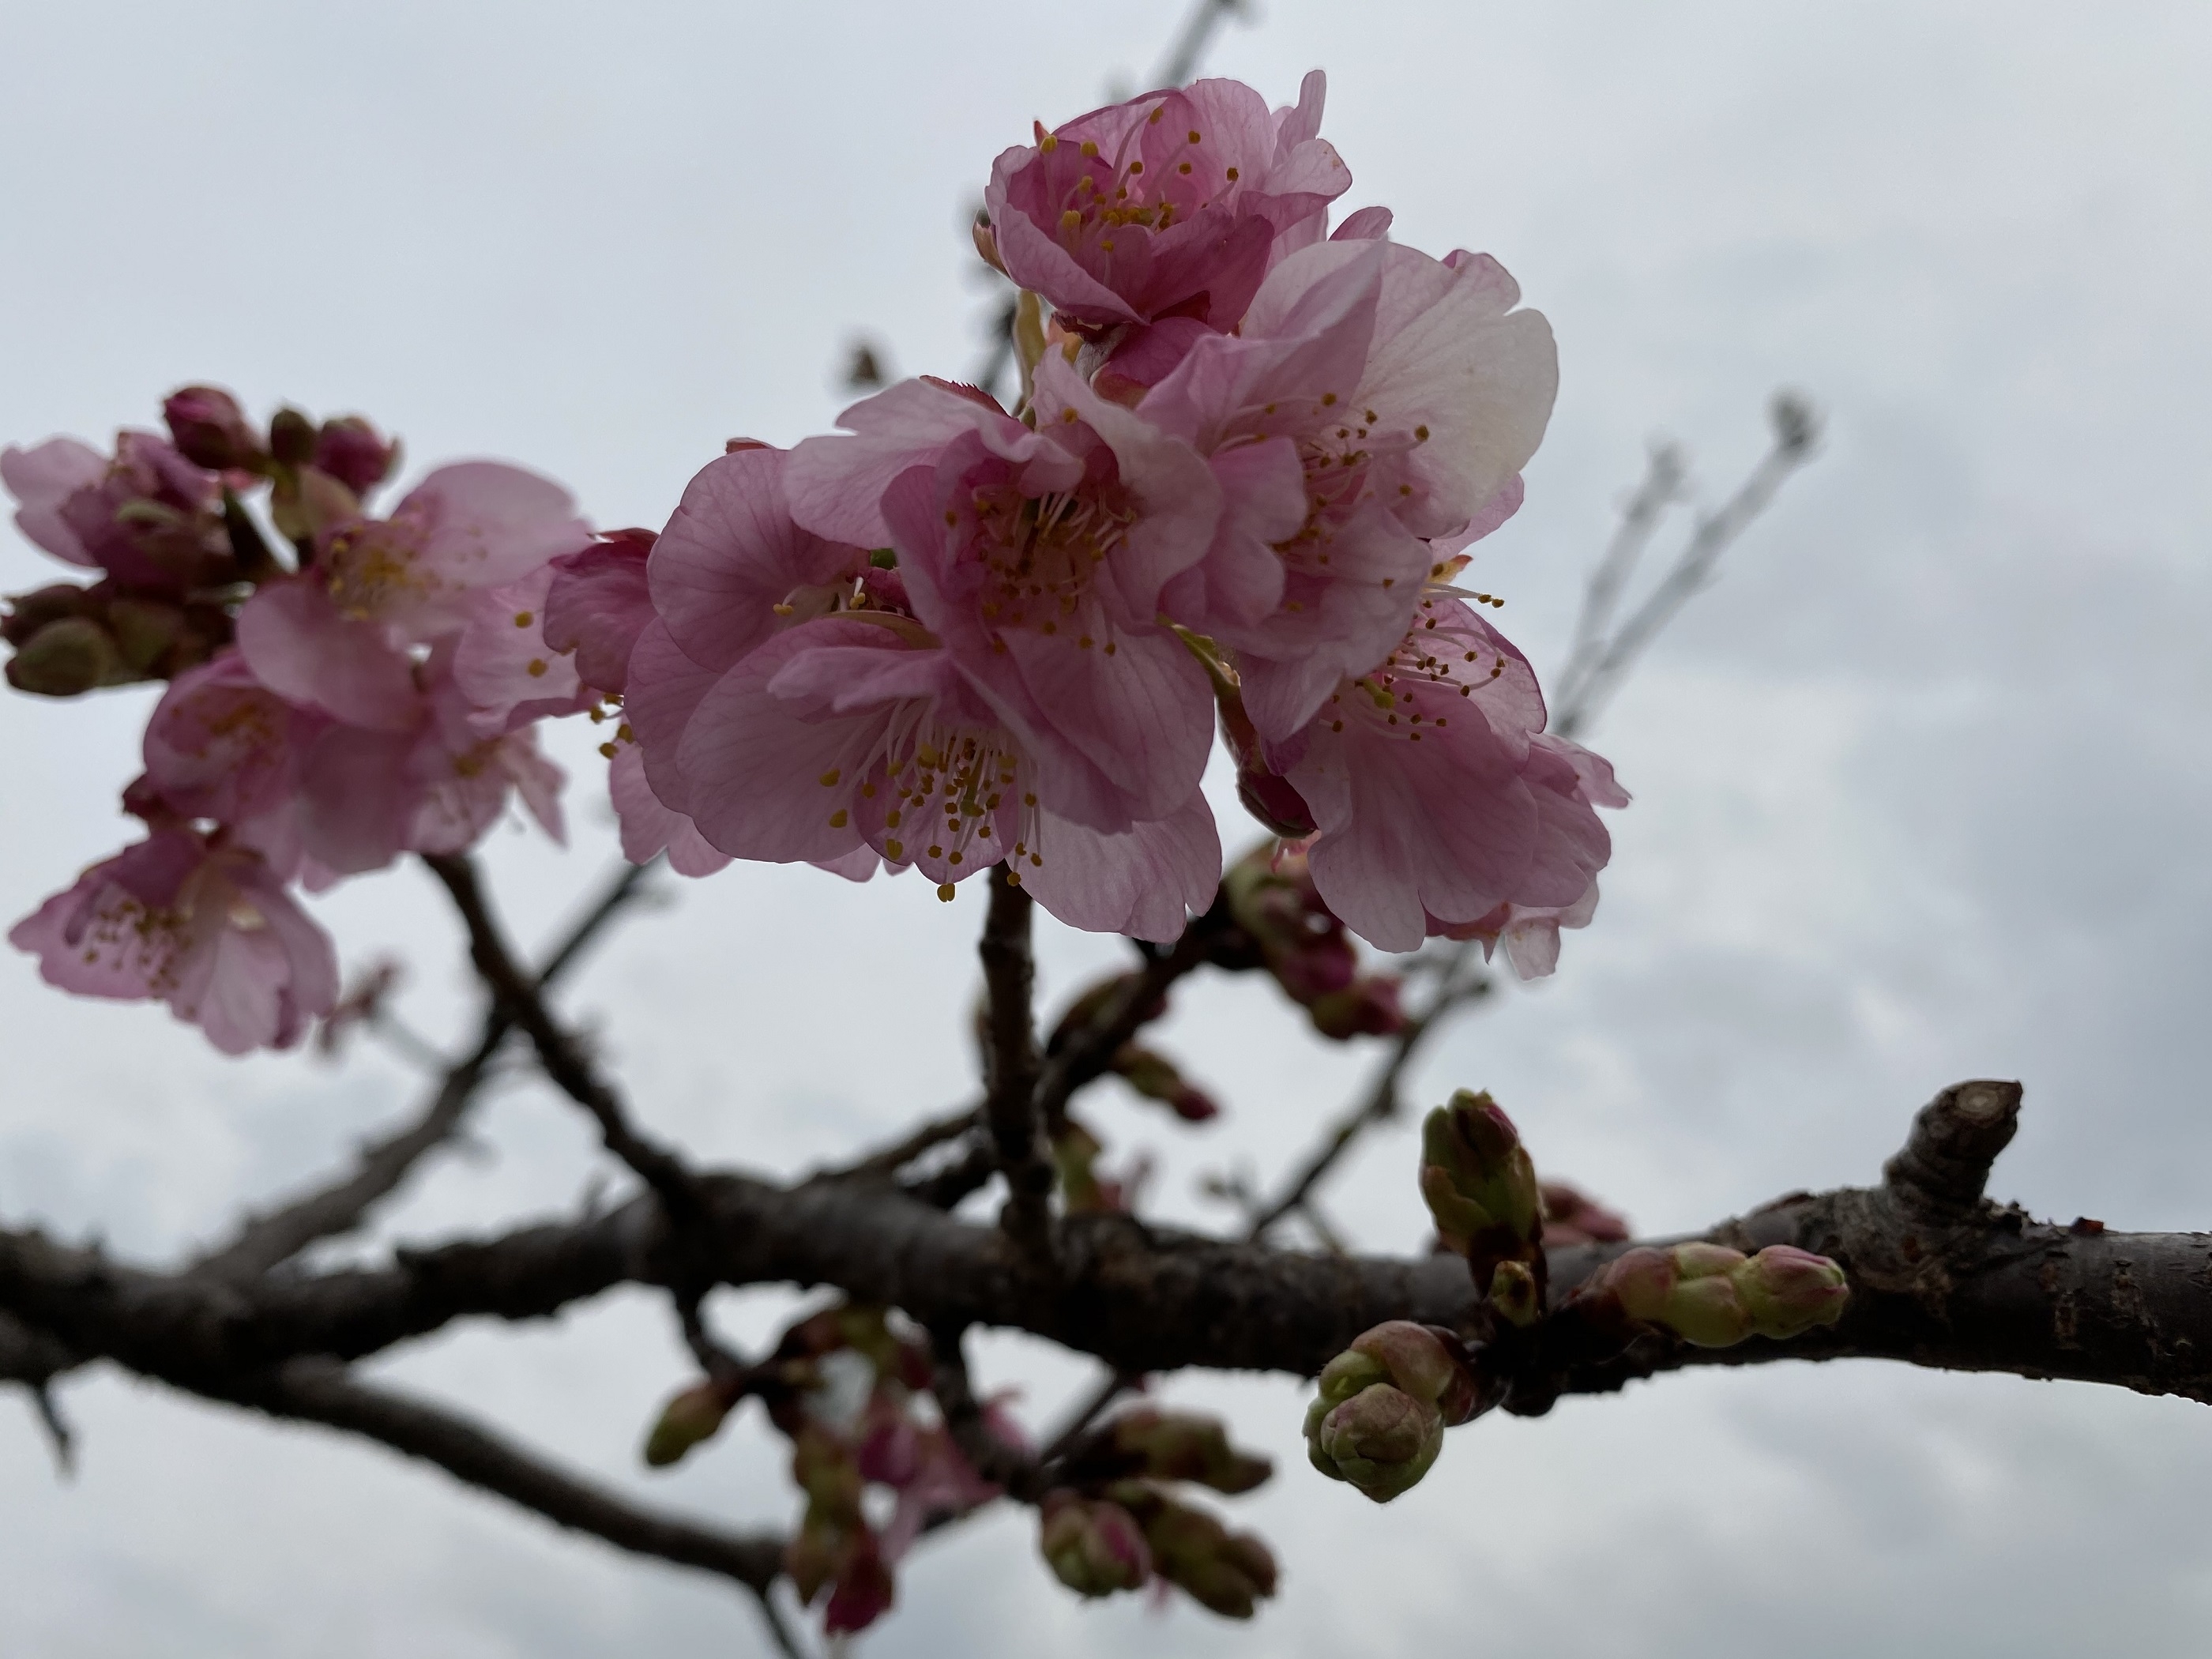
xmin=313 ymin=416 xmax=401 ymax=495
xmin=1735 ymin=1245 xmax=1850 ymax=1337
xmin=1306 ymin=974 xmax=1407 ymax=1040
xmin=1039 ymin=1492 xmax=1152 ymax=1597
xmin=1119 ymin=1487 xmax=1278 ymax=1620
xmin=1111 ymin=1044 xmax=1221 ymax=1122
xmin=162 ymin=385 xmax=265 ymax=472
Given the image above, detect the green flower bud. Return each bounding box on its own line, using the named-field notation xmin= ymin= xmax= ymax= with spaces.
xmin=1488 ymin=1259 xmax=1541 ymax=1328
xmin=1594 ymin=1243 xmax=1845 ymax=1349
xmin=1108 ymin=1407 xmax=1270 ymax=1494
xmin=6 ymin=616 xmax=122 ymax=697
xmin=1308 ymin=1383 xmax=1443 ymax=1502
xmin=642 ymin=1380 xmax=732 ymax=1468
xmin=1121 ymin=1487 xmax=1278 ymax=1620
xmin=1735 ymin=1245 xmax=1850 ymax=1337
xmin=1420 ymin=1090 xmax=1541 ymax=1256
xmin=1039 ymin=1492 xmax=1151 ymax=1597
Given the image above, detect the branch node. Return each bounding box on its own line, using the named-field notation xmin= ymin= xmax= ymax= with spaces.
xmin=1881 ymin=1079 xmax=2024 ymax=1219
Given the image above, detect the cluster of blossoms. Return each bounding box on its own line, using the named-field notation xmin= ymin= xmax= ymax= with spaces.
xmin=610 ymin=70 xmax=1621 ymax=949
xmin=2 ymin=71 xmax=1622 ymax=1053
xmin=2 ymin=389 xmax=604 ymax=1051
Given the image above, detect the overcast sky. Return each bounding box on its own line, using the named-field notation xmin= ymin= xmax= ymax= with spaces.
xmin=4 ymin=2 xmax=2211 ymax=1655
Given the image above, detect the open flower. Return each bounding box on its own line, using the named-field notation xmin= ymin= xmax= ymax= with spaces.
xmin=1142 ymin=235 xmax=1559 ymax=741
xmin=1 ymin=431 xmax=237 ymax=595
xmin=9 ymin=829 xmax=337 ymax=1054
xmin=1273 ymin=595 xmax=1619 ymax=954
xmin=983 ymin=72 xmax=1349 ymax=344
xmin=788 ymin=359 xmax=1302 ymax=833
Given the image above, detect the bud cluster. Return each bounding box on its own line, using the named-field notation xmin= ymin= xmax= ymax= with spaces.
xmin=1303 ymin=1322 xmax=1483 ymax=1502
xmin=1582 ymin=1243 xmax=1850 ymax=1348
xmin=1035 ymin=1404 xmax=1277 ymax=1617
xmin=1419 ymin=1089 xmax=1547 ymax=1320
xmin=1218 ymin=841 xmax=1408 ymax=1041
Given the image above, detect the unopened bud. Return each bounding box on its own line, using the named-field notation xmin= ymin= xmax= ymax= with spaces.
xmin=1419 ymin=1090 xmax=1542 ymax=1260
xmin=1303 ymin=1322 xmax=1481 ymax=1502
xmin=1112 ymin=1045 xmax=1221 ymax=1122
xmin=104 ymin=598 xmax=188 ymax=675
xmin=267 ymin=406 xmax=317 ymax=468
xmin=6 ymin=615 xmax=122 ymax=697
xmin=642 ymin=1379 xmax=734 ymax=1467
xmin=1595 ymin=1242 xmax=1845 ymax=1349
xmin=313 ymin=416 xmax=401 ymax=495
xmin=1307 ymin=974 xmax=1406 ymax=1040
xmin=1039 ymin=1492 xmax=1151 ymax=1596
xmin=1488 ymin=1259 xmax=1541 ymax=1327
xmin=163 ymin=385 xmax=265 ymax=471
xmin=1119 ymin=1487 xmax=1277 ymax=1620
xmin=1108 ymin=1407 xmax=1270 ymax=1494
xmin=1736 ymin=1244 xmax=1850 ymax=1337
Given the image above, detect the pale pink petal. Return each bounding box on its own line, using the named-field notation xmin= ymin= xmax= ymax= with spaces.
xmin=452 ymin=567 xmax=590 ymax=736
xmin=651 ymin=447 xmax=863 ymax=672
xmin=608 ymin=742 xmax=731 ymax=877
xmin=544 ymin=530 xmax=656 ymax=693
xmin=235 ymin=581 xmax=422 ymax=732
xmin=1 ymin=437 xmax=107 ymax=566
xmin=1021 ymin=791 xmax=1221 ymax=942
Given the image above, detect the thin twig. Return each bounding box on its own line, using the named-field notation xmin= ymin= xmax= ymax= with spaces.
xmin=1553 ymin=395 xmax=1821 ymax=740
xmin=200 ymin=860 xmax=664 ymax=1281
xmin=1153 ymin=0 xmax=1246 ymax=88
xmin=1035 ymin=903 xmax=1228 ymax=1131
xmin=978 ymin=869 xmax=1053 ymax=1253
xmin=927 ymin=1326 xmax=1038 ymax=1500
xmin=200 ymin=1358 xmax=792 ymax=1644
xmin=807 ymin=1104 xmax=983 ymax=1187
xmin=1037 ymin=1367 xmax=1141 ymax=1469
xmin=1552 ymin=442 xmax=1685 ymax=719
xmin=421 ymin=853 xmax=702 ymax=1225
xmin=28 ymin=1379 xmax=74 ymax=1476
xmin=1244 ymin=945 xmax=1491 ymax=1240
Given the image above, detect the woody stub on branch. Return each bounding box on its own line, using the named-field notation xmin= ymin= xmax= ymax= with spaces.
xmin=1 ymin=28 xmax=2191 ymax=1657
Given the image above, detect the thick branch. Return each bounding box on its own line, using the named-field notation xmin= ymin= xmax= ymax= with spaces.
xmin=7 ymin=1082 xmax=2210 ymax=1405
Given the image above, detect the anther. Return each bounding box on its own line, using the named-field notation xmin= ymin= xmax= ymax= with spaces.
xmin=512 ymin=611 xmax=533 ymax=627
xmin=829 ymin=809 xmax=848 ymax=828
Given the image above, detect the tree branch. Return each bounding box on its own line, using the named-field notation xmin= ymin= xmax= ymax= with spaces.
xmin=978 ymin=868 xmax=1053 ymax=1252
xmin=420 ymin=853 xmax=702 ymax=1226
xmin=182 ymin=1358 xmax=795 ymax=1649
xmin=1036 ymin=901 xmax=1228 ymax=1130
xmin=6 ymin=1082 xmax=2209 ymax=1407
xmin=200 ymin=860 xmax=664 ymax=1283
xmin=1243 ymin=946 xmax=1491 ymax=1242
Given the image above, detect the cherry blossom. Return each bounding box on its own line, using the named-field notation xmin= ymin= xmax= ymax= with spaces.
xmin=9 ymin=829 xmax=337 ymax=1054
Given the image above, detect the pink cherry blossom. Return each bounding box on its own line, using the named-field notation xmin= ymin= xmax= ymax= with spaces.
xmin=9 ymin=829 xmax=338 ymax=1055
xmin=137 ymin=650 xmax=334 ymax=878
xmin=542 ymin=527 xmax=657 ymax=694
xmin=1275 ymin=595 xmax=1620 ymax=954
xmin=789 ymin=360 xmax=1302 ymax=833
xmin=983 ymin=72 xmax=1349 ymax=342
xmin=451 ymin=562 xmax=596 ymax=738
xmin=243 ymin=461 xmax=592 ymax=668
xmin=1142 ymin=235 xmax=1559 ymax=741
xmin=1 ymin=431 xmax=234 ymax=594
xmin=631 ymin=596 xmax=1219 ymax=939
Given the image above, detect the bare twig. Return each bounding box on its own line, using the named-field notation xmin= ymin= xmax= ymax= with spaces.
xmin=1036 ymin=903 xmax=1229 ymax=1130
xmin=979 ymin=869 xmax=1054 ymax=1253
xmin=198 ymin=1359 xmax=792 ymax=1646
xmin=421 ymin=853 xmax=702 ymax=1225
xmin=1553 ymin=442 xmax=1685 ymax=717
xmin=201 ymin=860 xmax=663 ymax=1281
xmin=807 ymin=1104 xmax=982 ymax=1187
xmin=1243 ymin=945 xmax=1492 ymax=1240
xmin=1153 ymin=0 xmax=1247 ymax=88
xmin=1552 ymin=394 xmax=1821 ymax=739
